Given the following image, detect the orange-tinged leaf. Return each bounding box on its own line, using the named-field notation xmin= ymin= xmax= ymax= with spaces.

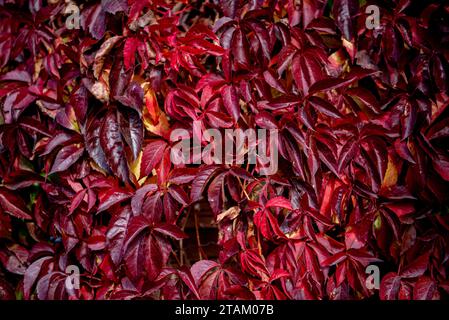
xmin=382 ymin=155 xmax=399 ymax=188
xmin=142 ymin=106 xmax=170 ymax=137
xmin=144 ymin=87 xmax=160 ymax=123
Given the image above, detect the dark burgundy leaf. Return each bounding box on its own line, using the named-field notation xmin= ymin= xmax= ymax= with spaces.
xmin=100 ymin=110 xmax=129 ymax=182
xmin=380 ymin=273 xmax=401 ymax=300
xmin=107 ymin=205 xmax=132 ymax=265
xmin=50 ymin=144 xmax=84 ymax=174
xmin=0 ymin=187 xmax=32 ymax=220
xmin=141 ymin=140 xmax=167 ymax=177
xmin=221 ymin=85 xmax=240 ymax=122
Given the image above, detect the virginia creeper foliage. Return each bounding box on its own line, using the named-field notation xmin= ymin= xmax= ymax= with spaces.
xmin=1 ymin=0 xmax=449 ymax=300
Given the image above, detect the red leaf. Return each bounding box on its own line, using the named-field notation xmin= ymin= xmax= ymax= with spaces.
xmin=85 ymin=115 xmax=111 ymax=173
xmin=100 ymin=110 xmax=129 ymax=182
xmin=153 ymin=224 xmax=188 ymax=240
xmin=141 ymin=140 xmax=167 ymax=177
xmin=0 ymin=187 xmax=32 ymax=220
xmin=144 ymin=234 xmax=164 ymax=280
xmin=119 ymin=108 xmax=143 ymax=160
xmin=400 ymin=253 xmax=429 ymax=278
xmin=94 ymin=36 xmax=123 ymax=78
xmin=98 ymin=187 xmax=133 ymax=213
xmin=231 ymin=28 xmax=250 ymax=69
xmin=207 ymin=172 xmax=226 ymax=214
xmin=191 ymin=166 xmax=220 ymax=202
xmin=338 ymin=137 xmax=359 ymax=172
xmin=413 ymin=276 xmax=437 ymax=300
xmin=380 ymin=272 xmax=402 ymax=300
xmin=385 ymin=202 xmax=415 ymax=219
xmin=50 ymin=144 xmax=84 ymax=174
xmin=221 ymin=85 xmax=240 ymax=122
xmin=292 ymin=52 xmax=323 ymax=95
xmin=255 ymin=111 xmax=278 ymax=129
xmin=190 ymin=260 xmax=220 ymax=285
xmin=265 ymin=197 xmax=292 ymax=210
xmin=24 ymin=256 xmax=52 ymax=299
xmin=131 ymin=184 xmax=158 ymax=215
xmin=168 ymin=168 xmax=198 ymax=185
xmin=124 ymin=37 xmax=139 ymax=70
xmin=69 ymin=189 xmax=87 ymax=215
xmin=254 ymin=209 xmax=286 ymax=240
xmin=321 ymin=252 xmax=347 ymax=267
xmin=308 ymin=96 xmax=342 ymax=119
xmin=332 ymin=0 xmax=358 ymax=41
xmin=106 ymin=206 xmax=132 ymax=265
xmin=123 ymin=216 xmax=150 ymax=251
xmin=176 ymin=267 xmax=201 ymax=299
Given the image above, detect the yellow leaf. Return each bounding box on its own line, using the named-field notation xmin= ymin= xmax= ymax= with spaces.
xmin=130 ymin=150 xmax=146 ymax=185
xmin=142 ymin=102 xmax=170 ymax=136
xmin=382 ymin=155 xmax=398 ymax=188
xmin=142 ymin=83 xmax=171 ymax=136
xmin=217 ymin=206 xmax=241 ymax=223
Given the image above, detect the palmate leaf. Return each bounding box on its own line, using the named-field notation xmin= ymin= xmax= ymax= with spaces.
xmin=120 ymin=214 xmax=187 ymax=281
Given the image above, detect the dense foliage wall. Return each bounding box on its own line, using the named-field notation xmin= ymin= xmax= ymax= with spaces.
xmin=1 ymin=0 xmax=449 ymax=300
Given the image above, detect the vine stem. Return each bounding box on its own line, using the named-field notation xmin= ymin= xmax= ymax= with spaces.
xmin=179 ymin=207 xmax=191 ymax=266
xmin=194 ymin=208 xmax=203 ymax=260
